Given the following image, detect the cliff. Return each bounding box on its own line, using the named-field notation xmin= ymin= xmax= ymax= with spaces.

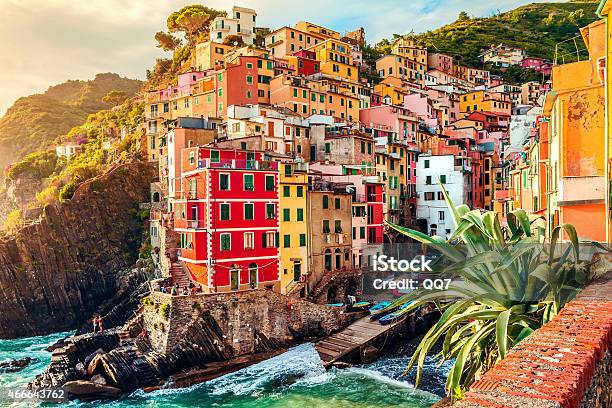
xmin=0 ymin=160 xmax=157 ymax=339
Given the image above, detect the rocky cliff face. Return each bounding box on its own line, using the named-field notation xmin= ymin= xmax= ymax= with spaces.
xmin=0 ymin=160 xmax=157 ymax=339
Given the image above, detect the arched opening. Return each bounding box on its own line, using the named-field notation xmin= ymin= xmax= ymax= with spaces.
xmin=327 ymin=285 xmax=339 ymax=303
xmin=152 ymin=192 xmax=160 ymax=202
xmin=248 ymin=263 xmax=258 ymax=289
xmin=335 ymin=249 xmax=342 ymax=270
xmin=430 ymin=224 xmax=438 ymax=236
xmin=324 ymin=249 xmax=332 ymax=271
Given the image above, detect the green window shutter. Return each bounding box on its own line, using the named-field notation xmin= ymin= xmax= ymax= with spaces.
xmin=297 ymin=186 xmax=303 ymax=197
xmin=261 ymin=232 xmax=267 ymax=248
xmin=283 ymin=234 xmax=291 ymax=248
xmin=283 ymin=186 xmax=290 ymax=197
xmin=334 ymin=220 xmax=342 ymax=233
xmin=360 ymin=227 xmax=365 ymax=239
xmin=275 ymin=232 xmax=280 ymax=247
xmin=245 ymin=204 xmax=254 ymax=220
xmin=297 ymin=208 xmax=304 ymax=221
xmin=440 ymin=175 xmax=446 ymax=184
xmin=221 ymin=204 xmax=230 ymax=220
xmin=323 ymin=220 xmax=330 ymax=233
xmin=299 ymin=234 xmax=306 ymax=247
xmin=283 ymin=208 xmax=290 ymax=221
xmin=266 ymin=175 xmax=275 ymax=191
xmin=244 ymin=174 xmax=254 ymax=190
xmin=322 ymin=195 xmax=329 ymax=209
xmin=266 ymin=203 xmax=275 ymax=219
xmin=334 ymin=198 xmax=340 ymax=209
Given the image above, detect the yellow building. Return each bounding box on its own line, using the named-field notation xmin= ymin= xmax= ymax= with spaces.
xmin=544 ymin=17 xmax=607 ymax=242
xmin=391 ymin=37 xmax=428 ymax=65
xmin=376 ymin=55 xmax=425 ymax=85
xmin=279 ymin=161 xmax=310 ymax=294
xmin=306 ymin=39 xmax=358 ymax=82
xmin=459 ymin=90 xmax=512 ymax=117
xmin=596 ymin=0 xmax=612 ymax=242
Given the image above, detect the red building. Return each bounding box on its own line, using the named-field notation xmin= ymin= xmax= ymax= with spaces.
xmin=520 ymin=57 xmax=552 ymax=75
xmin=365 ymin=182 xmax=384 ymax=243
xmin=289 ymin=50 xmax=320 ymax=76
xmin=174 ymin=147 xmax=281 ymax=292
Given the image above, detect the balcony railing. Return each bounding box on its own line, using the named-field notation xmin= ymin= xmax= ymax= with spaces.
xmin=197 ymin=159 xmax=279 ymax=171
xmin=146 ymin=111 xmax=160 ymax=120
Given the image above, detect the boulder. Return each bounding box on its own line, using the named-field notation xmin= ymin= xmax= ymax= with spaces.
xmin=63 ymin=380 xmax=122 ymax=401
xmin=0 ymin=357 xmax=32 ymax=373
xmin=90 ymin=374 xmax=107 ymax=385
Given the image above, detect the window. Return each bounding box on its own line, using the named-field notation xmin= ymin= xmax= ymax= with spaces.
xmin=283 ymin=208 xmax=290 ymax=221
xmin=439 ymin=211 xmax=445 ymax=221
xmin=440 ymin=175 xmax=446 ymax=184
xmin=424 ymin=192 xmax=435 ymax=200
xmin=211 ymin=150 xmax=220 ymax=163
xmin=219 ymin=173 xmax=230 ymax=190
xmin=220 ymin=203 xmax=230 ymax=220
xmin=322 ymin=195 xmax=329 ymax=209
xmin=334 ymin=197 xmax=341 ymax=209
xmin=426 ymin=176 xmax=432 ymax=185
xmin=299 ymin=233 xmax=306 ymax=247
xmin=283 ymin=186 xmax=291 ymax=197
xmin=325 ymin=143 xmax=331 ymax=153
xmin=244 ymin=203 xmax=254 ymax=220
xmin=244 ymin=174 xmax=254 ymax=190
xmin=220 ymin=233 xmax=231 ymax=251
xmin=265 ymin=203 xmax=275 ymax=219
xmin=424 ymin=159 xmax=430 ymax=169
xmin=297 ymin=186 xmax=303 ymax=197
xmin=297 ymin=208 xmax=304 ymax=221
xmin=437 ymin=191 xmax=444 ymax=200
xmin=334 ymin=220 xmax=342 ymax=233
xmin=284 ymin=164 xmax=292 ymax=176
xmin=265 ymin=175 xmax=275 ymax=191
xmin=322 ymin=220 xmax=330 ymax=233
xmin=360 ymin=226 xmax=365 ymax=239
xmin=244 ymin=232 xmax=254 ymax=249
xmin=262 ymin=231 xmax=276 ymax=248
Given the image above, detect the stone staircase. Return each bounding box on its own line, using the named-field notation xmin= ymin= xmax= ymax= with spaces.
xmin=170 ymin=262 xmax=190 ymax=288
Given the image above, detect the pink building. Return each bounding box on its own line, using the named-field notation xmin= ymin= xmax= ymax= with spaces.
xmin=427 ymin=53 xmax=454 ymax=75
xmin=359 ymin=105 xmax=420 ymax=144
xmin=520 ymin=57 xmax=552 ymax=75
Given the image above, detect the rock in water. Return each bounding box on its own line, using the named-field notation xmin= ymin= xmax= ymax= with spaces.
xmin=63 ymin=380 xmax=122 ymax=401
xmin=0 ymin=357 xmax=32 ymax=373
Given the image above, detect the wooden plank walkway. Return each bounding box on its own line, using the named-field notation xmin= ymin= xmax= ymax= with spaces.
xmin=315 ymin=316 xmax=405 ymax=366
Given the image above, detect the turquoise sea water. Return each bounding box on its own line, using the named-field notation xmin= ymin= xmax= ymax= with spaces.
xmin=0 ymin=332 xmax=446 ymax=408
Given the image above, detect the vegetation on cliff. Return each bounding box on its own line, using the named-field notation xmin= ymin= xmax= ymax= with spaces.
xmin=0 ymin=73 xmax=142 ymax=171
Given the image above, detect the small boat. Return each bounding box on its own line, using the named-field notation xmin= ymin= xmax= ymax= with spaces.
xmin=368 ymin=301 xmax=391 ymax=313
xmin=378 ymin=302 xmax=415 ymax=325
xmin=325 ymin=303 xmax=344 ymax=307
xmin=346 ymin=301 xmax=371 ymax=312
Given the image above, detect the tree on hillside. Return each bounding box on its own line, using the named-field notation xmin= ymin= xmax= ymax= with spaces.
xmin=166 ymin=5 xmax=226 ymax=44
xmin=458 ymin=11 xmax=470 ymax=21
xmin=102 ymin=90 xmax=129 ymax=107
xmin=155 ymin=31 xmax=182 ymax=51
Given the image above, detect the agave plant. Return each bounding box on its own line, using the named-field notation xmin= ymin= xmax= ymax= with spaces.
xmin=379 ymin=185 xmax=590 ymax=399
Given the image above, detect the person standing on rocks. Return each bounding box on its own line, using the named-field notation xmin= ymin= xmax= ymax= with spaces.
xmin=92 ymin=315 xmax=99 ymax=334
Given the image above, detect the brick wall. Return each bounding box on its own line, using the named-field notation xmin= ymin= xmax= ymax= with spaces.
xmin=455 ymin=272 xmax=612 ymax=408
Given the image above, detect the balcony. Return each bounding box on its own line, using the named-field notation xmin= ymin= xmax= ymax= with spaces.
xmin=494 ymin=188 xmax=514 ymax=201
xmin=454 ymin=164 xmax=472 ymax=173
xmin=145 ymin=111 xmax=160 ymax=120
xmin=197 ymin=159 xmax=279 ymax=171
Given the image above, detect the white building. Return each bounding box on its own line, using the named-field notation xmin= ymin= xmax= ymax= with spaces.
xmin=480 ymin=44 xmax=526 ymax=67
xmin=416 ymin=154 xmax=472 ymax=239
xmin=55 ymin=144 xmax=83 ymax=158
xmin=210 ymin=6 xmax=257 ymax=45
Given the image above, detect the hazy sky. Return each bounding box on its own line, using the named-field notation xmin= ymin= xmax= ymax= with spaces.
xmin=0 ymin=0 xmax=552 ymax=115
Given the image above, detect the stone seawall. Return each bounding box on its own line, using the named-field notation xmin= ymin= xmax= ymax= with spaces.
xmin=454 ymin=272 xmax=612 ymax=408
xmin=145 ymin=289 xmax=360 ymax=356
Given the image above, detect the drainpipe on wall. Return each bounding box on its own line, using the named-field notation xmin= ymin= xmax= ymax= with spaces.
xmin=597 ymin=1 xmax=610 ymax=244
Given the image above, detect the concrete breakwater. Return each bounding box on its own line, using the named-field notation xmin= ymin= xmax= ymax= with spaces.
xmin=30 ymin=289 xmax=364 ymax=400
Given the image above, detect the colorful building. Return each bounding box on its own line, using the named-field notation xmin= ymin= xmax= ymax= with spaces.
xmin=279 ymin=161 xmax=310 ymax=294
xmin=174 ymin=147 xmax=281 ymax=292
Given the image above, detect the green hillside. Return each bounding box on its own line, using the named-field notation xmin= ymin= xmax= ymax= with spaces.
xmin=414 ymin=1 xmax=599 ymax=66
xmin=0 ymin=73 xmax=142 ymax=171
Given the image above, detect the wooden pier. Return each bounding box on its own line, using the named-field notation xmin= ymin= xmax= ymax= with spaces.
xmin=315 ymin=316 xmax=406 ymax=367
